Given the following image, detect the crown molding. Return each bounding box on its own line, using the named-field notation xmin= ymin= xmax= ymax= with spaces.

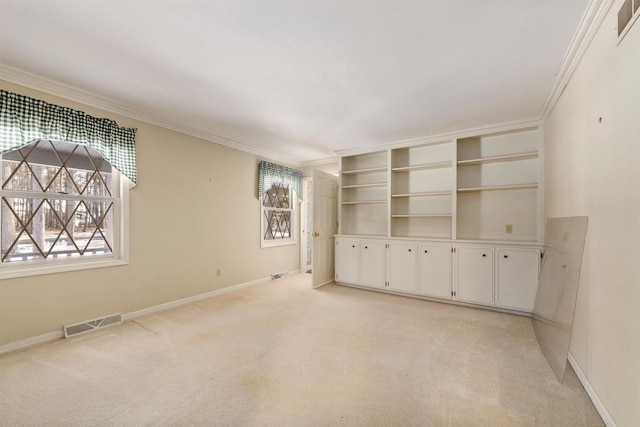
xmin=0 ymin=64 xmax=301 ymax=167
xmin=335 ymin=118 xmax=542 ymax=157
xmin=1 ymin=0 xmax=614 ymax=166
xmin=299 ymin=156 xmax=339 ymax=167
xmin=539 ymin=0 xmax=615 ymax=121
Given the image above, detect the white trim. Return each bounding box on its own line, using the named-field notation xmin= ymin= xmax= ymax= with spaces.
xmin=299 ymin=157 xmax=339 ymax=167
xmin=123 ymin=276 xmax=272 ymax=320
xmin=539 ymin=0 xmax=615 ymax=121
xmin=300 ymin=177 xmax=312 ymax=271
xmin=0 ymin=258 xmax=129 ymax=280
xmin=0 ymin=330 xmax=63 ymax=354
xmin=568 ymin=352 xmax=617 ymax=427
xmin=0 ymin=270 xmax=300 ymax=354
xmin=0 ymin=169 xmax=130 ymax=280
xmin=0 ymin=64 xmax=301 ymax=167
xmin=617 ymin=0 xmax=640 ymax=45
xmin=0 ymin=0 xmax=614 ymax=167
xmin=260 ymin=186 xmax=297 ymax=249
xmin=335 ymin=119 xmax=542 ymax=157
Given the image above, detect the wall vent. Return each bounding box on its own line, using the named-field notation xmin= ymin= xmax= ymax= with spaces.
xmin=271 ymin=271 xmax=290 ymax=280
xmin=64 ymin=313 xmax=123 ymax=338
xmin=618 ymin=0 xmax=639 ymax=41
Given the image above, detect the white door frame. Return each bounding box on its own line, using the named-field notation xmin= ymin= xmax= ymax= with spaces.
xmin=300 ymin=177 xmax=312 ymax=272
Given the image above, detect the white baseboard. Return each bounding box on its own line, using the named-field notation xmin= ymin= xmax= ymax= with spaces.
xmin=0 ymin=330 xmax=64 ymax=354
xmin=1 ymin=270 xmax=300 ymax=355
xmin=568 ymin=352 xmax=617 ymax=427
xmin=122 ymin=276 xmax=272 ymax=320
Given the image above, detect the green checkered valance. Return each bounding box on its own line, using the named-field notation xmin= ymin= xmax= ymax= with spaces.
xmin=258 ymin=160 xmax=302 ymax=201
xmin=1 ymin=89 xmax=137 ymax=187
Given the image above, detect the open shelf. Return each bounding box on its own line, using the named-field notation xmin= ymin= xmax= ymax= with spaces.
xmin=457 ymin=184 xmax=538 ymax=192
xmin=339 ymin=126 xmax=541 ymax=242
xmin=342 ymin=166 xmax=388 ymax=175
xmin=392 ymin=214 xmax=452 ymax=218
xmin=342 ymin=183 xmax=387 ymax=189
xmin=392 ymin=191 xmax=452 ymax=198
xmin=342 ymin=200 xmax=387 ymax=205
xmin=391 ymin=162 xmax=452 ymax=172
xmin=457 ymin=152 xmax=538 ymax=166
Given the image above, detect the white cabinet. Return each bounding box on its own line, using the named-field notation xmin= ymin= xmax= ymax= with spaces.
xmin=335 ymin=238 xmax=359 ymax=284
xmin=336 ymin=237 xmax=540 ymax=315
xmin=360 ymin=240 xmax=386 ymax=289
xmin=496 ymin=248 xmax=540 ymax=311
xmin=387 ymin=242 xmax=417 ymax=293
xmin=417 ymin=243 xmax=452 ymax=299
xmin=455 ymin=246 xmax=494 ymax=306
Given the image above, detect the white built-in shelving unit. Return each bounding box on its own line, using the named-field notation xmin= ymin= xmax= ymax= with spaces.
xmin=335 ymin=126 xmax=543 ymax=315
xmin=340 ymin=151 xmax=388 ymax=236
xmin=335 ymin=126 xmax=544 ymax=315
xmin=338 ymin=126 xmax=543 ymax=242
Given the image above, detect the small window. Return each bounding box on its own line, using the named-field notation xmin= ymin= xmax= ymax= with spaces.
xmin=261 ymin=182 xmax=296 ymax=248
xmin=0 ymin=140 xmax=128 ymax=278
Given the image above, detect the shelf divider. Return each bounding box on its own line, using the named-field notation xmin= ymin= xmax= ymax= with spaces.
xmin=342 ymin=182 xmax=388 ymax=189
xmin=457 ymin=152 xmax=538 ymax=166
xmin=392 ymin=191 xmax=452 ymax=198
xmin=341 ymin=166 xmax=388 ymax=175
xmin=391 ymin=161 xmax=452 ymax=172
xmin=457 ymin=183 xmax=538 ymax=192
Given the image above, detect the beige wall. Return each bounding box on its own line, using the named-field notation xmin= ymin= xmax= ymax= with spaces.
xmin=0 ymin=81 xmax=300 ymax=346
xmin=544 ymin=3 xmax=639 ymax=426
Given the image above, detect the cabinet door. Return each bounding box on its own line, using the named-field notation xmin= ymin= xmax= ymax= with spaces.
xmin=360 ymin=240 xmax=386 ymax=288
xmin=387 ymin=242 xmax=417 ymax=293
xmin=335 ymin=239 xmax=360 ymax=284
xmin=417 ymin=244 xmax=452 ymax=299
xmin=456 ymin=246 xmax=494 ymax=305
xmin=496 ymin=248 xmax=540 ymax=312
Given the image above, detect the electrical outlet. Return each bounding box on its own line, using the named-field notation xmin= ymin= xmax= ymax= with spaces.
xmin=505 ymin=224 xmax=513 ymax=233
xmin=216 ymin=268 xmax=221 ymax=277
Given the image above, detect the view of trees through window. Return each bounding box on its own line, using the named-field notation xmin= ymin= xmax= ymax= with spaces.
xmin=262 ymin=182 xmax=292 ymax=241
xmin=1 ymin=140 xmax=116 ymax=263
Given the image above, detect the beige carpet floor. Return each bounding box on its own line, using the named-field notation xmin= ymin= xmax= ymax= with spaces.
xmin=0 ymin=274 xmax=603 ymax=426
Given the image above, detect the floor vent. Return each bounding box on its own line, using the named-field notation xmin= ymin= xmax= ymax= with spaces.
xmin=64 ymin=313 xmax=123 ymax=338
xmin=271 ymin=271 xmax=290 ymax=280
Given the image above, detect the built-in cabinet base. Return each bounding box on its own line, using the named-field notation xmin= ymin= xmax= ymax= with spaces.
xmin=335 ymin=236 xmax=541 ymax=314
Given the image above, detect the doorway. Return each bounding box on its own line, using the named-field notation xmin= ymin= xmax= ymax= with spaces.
xmin=300 ymin=177 xmax=312 ymax=274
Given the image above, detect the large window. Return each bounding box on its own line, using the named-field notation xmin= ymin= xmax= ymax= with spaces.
xmin=261 ymin=182 xmax=296 ymax=248
xmin=0 ymin=140 xmax=128 ymax=278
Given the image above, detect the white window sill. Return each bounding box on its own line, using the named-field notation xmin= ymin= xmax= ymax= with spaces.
xmin=261 ymin=239 xmax=297 ymax=249
xmin=0 ymin=257 xmax=129 ymax=280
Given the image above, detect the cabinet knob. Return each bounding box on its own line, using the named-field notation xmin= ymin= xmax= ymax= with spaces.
xmin=364 ymin=246 xmax=368 ymax=249
xmin=482 ymin=254 xmax=486 ymax=257
xmin=352 ymin=245 xmax=355 ymax=248
xmin=408 ymin=249 xmax=412 ymax=252
xmin=424 ymin=250 xmax=428 ymax=253
xmin=503 ymin=255 xmax=508 ymax=259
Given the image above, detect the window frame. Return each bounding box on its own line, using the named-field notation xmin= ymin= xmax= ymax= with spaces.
xmin=0 ymin=142 xmax=130 ymax=279
xmin=260 ymin=183 xmax=297 ymax=249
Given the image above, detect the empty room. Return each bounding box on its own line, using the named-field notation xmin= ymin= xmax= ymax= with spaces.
xmin=0 ymin=0 xmax=638 ymax=426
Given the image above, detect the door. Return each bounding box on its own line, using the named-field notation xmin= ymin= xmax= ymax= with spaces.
xmin=456 ymin=246 xmax=494 ymax=305
xmin=359 ymin=240 xmax=385 ymax=288
xmin=335 ymin=238 xmax=359 ymax=285
xmin=417 ymin=244 xmax=452 ymax=299
xmin=496 ymin=248 xmax=540 ymax=312
xmin=387 ymin=242 xmax=417 ymax=293
xmin=312 ymin=170 xmax=339 ymax=288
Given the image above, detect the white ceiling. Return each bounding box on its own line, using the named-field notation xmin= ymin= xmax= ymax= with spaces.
xmin=0 ymin=0 xmax=588 ymax=163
